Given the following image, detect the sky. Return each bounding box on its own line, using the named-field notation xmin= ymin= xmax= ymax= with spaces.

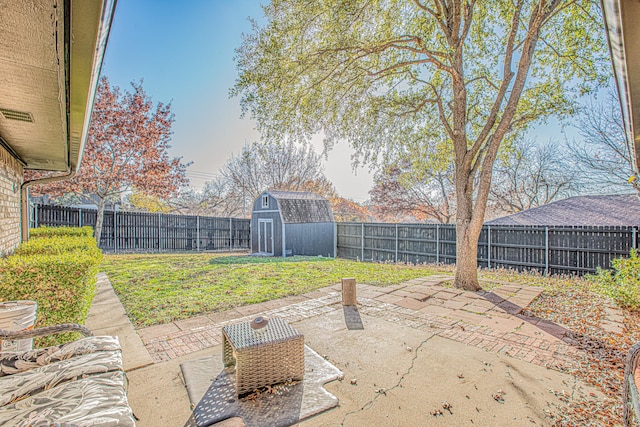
xmin=101 ymin=1 xmax=598 ymax=202
xmin=101 ymin=0 xmax=374 ymax=201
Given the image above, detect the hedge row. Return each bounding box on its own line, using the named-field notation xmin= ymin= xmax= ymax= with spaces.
xmin=0 ymin=227 xmax=103 ymax=346
xmin=29 ymin=226 xmax=94 ymax=239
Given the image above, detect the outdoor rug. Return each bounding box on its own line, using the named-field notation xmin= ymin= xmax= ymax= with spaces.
xmin=181 ymin=345 xmax=342 ymax=427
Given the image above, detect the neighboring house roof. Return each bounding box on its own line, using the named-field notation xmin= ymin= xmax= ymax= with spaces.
xmin=0 ymin=0 xmax=116 ymax=172
xmin=264 ymin=190 xmax=334 ymax=223
xmin=485 ymin=194 xmax=640 ymax=226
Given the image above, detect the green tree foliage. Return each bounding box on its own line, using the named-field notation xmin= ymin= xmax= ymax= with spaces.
xmin=233 ymin=0 xmax=609 ymax=290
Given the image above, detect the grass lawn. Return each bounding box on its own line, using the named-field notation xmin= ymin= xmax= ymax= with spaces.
xmin=101 ymin=253 xmax=442 ymax=327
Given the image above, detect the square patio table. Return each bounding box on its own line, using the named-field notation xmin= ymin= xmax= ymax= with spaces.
xmin=222 ymin=316 xmax=305 ymax=396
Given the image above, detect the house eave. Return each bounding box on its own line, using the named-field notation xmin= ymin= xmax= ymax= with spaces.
xmin=0 ymin=0 xmax=116 ymax=173
xmin=602 ymin=0 xmax=640 ymax=172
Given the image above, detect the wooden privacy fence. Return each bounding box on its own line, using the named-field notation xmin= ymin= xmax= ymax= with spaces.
xmin=30 ymin=204 xmax=250 ymax=253
xmin=337 ymin=222 xmax=639 ymax=275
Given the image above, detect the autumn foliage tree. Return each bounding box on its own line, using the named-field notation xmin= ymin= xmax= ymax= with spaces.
xmin=233 ymin=0 xmax=608 ymax=290
xmin=28 ymin=77 xmax=188 ymax=242
xmin=371 ymin=162 xmax=455 ymax=223
xmin=330 ymin=197 xmax=371 ymax=222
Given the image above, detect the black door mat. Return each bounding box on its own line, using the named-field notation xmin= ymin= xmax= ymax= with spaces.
xmin=181 ymin=345 xmax=342 ymax=427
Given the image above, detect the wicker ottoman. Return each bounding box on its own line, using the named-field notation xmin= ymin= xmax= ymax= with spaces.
xmin=222 ymin=317 xmax=304 ymax=396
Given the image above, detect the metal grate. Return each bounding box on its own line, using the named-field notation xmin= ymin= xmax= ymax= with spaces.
xmin=0 ymin=108 xmax=34 ymax=122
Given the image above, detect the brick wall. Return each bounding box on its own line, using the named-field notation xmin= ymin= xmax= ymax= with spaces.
xmin=0 ymin=145 xmax=23 ymax=257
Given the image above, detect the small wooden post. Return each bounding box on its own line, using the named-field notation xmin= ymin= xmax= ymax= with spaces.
xmin=342 ymin=278 xmax=357 ymax=306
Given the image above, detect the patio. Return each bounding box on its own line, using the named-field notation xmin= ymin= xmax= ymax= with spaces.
xmin=85 ymin=272 xmax=616 ymax=426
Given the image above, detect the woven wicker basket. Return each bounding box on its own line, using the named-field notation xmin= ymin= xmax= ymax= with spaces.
xmin=222 ymin=317 xmax=304 ymax=396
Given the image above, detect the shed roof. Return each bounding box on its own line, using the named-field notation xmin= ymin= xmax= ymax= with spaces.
xmin=264 ymin=190 xmax=334 ymax=224
xmin=485 ymin=194 xmax=640 ymax=226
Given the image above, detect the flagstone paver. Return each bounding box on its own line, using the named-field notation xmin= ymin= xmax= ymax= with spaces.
xmin=136 ymin=275 xmax=585 ymax=373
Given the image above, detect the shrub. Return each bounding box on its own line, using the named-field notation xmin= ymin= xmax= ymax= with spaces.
xmin=29 ymin=226 xmax=94 ymax=239
xmin=14 ymin=235 xmax=101 ymax=258
xmin=0 ymin=229 xmax=102 ymax=346
xmin=591 ymin=249 xmax=640 ymax=310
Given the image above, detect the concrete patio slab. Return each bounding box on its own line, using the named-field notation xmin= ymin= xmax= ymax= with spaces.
xmin=294 ymin=309 xmax=602 ymax=427
xmin=127 ymin=347 xmax=213 ymax=426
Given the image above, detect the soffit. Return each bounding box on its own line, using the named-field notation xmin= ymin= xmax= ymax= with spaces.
xmin=0 ymin=0 xmax=114 ymax=172
xmin=0 ymin=0 xmax=67 ymax=170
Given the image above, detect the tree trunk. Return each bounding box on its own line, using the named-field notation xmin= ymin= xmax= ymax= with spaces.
xmin=454 ymin=217 xmax=482 ymax=291
xmin=94 ymin=197 xmax=106 ymax=245
xmin=453 ymin=169 xmax=483 ymax=291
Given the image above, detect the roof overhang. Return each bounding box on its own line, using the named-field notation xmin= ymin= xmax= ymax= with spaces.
xmin=602 ymin=0 xmax=640 ymax=172
xmin=0 ymin=0 xmax=116 ymax=172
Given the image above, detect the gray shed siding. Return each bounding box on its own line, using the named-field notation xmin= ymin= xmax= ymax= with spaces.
xmin=284 ymin=222 xmax=335 ymax=257
xmin=250 ymin=190 xmax=336 ymax=257
xmin=251 ymin=194 xmax=283 ymax=256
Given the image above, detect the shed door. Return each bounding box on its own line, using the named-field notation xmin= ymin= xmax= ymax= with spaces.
xmin=258 ymin=219 xmax=274 ymax=255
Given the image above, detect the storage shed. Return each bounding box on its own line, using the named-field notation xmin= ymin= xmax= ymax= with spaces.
xmin=251 ymin=190 xmax=335 ymax=257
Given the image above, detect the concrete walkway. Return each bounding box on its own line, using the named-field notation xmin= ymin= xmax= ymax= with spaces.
xmin=85 ymin=273 xmax=153 ymax=371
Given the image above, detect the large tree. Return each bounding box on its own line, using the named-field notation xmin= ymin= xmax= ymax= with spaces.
xmin=568 ymin=91 xmax=636 ymax=193
xmin=222 ymin=140 xmax=335 ymax=214
xmin=29 ymin=77 xmax=188 ymax=242
xmin=233 ymin=0 xmax=608 ymax=290
xmin=168 ymin=179 xmax=245 ymax=217
xmin=490 ymin=139 xmax=577 ymax=214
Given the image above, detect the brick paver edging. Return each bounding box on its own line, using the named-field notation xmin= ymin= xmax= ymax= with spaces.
xmin=138 ymin=278 xmax=585 ymax=373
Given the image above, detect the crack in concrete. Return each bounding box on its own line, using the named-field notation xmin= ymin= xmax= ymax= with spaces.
xmin=339 ymin=334 xmax=436 ymax=426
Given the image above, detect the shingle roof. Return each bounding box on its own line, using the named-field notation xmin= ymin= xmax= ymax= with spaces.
xmin=485 ymin=194 xmax=640 ymax=226
xmin=266 ymin=191 xmax=334 ymax=223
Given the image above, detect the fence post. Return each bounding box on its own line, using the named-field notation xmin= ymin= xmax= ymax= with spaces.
xmin=633 ymin=227 xmax=637 ymax=250
xmin=361 ymin=223 xmax=365 ymax=261
xmin=78 ymin=208 xmax=82 ymax=227
xmin=34 ymin=204 xmax=39 ymax=228
xmin=487 ymin=225 xmax=491 ymax=269
xmin=196 ymin=216 xmax=200 ymax=252
xmin=158 ymin=213 xmax=161 ymax=253
xmin=545 ymin=226 xmax=549 ymax=276
xmin=334 ymin=222 xmax=337 ymax=258
xmin=395 ymin=223 xmax=399 ymax=263
xmin=436 ymin=224 xmax=440 ymax=263
xmin=229 ymin=218 xmax=233 ymax=252
xmin=113 ymin=210 xmax=118 ymax=253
